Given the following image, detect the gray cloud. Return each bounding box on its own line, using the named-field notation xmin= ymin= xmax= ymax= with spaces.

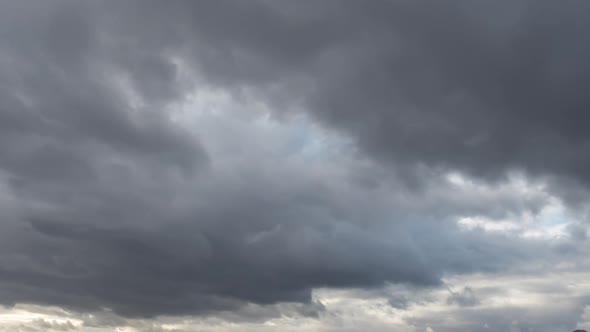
xmin=127 ymin=0 xmax=590 ymax=188
xmin=0 ymin=0 xmax=589 ymax=325
xmin=388 ymin=294 xmax=410 ymax=310
xmin=447 ymin=286 xmax=480 ymax=307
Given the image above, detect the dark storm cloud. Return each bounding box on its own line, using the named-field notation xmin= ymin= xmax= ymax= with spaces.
xmin=9 ymin=0 xmax=587 ymax=184
xmin=135 ymin=0 xmax=590 ymax=186
xmin=0 ymin=158 xmax=556 ymax=318
xmin=0 ymin=0 xmax=588 ymax=321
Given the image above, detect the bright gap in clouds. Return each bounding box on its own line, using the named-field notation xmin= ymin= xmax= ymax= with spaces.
xmin=450 ymin=172 xmax=574 ymax=240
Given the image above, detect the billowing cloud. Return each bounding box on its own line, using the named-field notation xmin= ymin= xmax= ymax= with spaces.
xmin=0 ymin=1 xmax=589 ymax=331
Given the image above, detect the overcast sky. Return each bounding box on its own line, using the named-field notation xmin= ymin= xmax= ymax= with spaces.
xmin=1 ymin=1 xmax=590 ymax=331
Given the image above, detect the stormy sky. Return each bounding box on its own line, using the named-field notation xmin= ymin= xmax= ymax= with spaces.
xmin=0 ymin=1 xmax=589 ymax=331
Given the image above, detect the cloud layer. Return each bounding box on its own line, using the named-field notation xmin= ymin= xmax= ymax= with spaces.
xmin=0 ymin=1 xmax=589 ymax=331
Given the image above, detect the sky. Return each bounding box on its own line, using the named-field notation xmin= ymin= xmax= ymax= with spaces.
xmin=0 ymin=1 xmax=590 ymax=331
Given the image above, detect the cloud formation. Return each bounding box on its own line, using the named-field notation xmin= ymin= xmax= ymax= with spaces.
xmin=0 ymin=0 xmax=589 ymax=330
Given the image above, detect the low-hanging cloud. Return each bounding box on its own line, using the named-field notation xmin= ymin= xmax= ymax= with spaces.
xmin=0 ymin=0 xmax=589 ymax=325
